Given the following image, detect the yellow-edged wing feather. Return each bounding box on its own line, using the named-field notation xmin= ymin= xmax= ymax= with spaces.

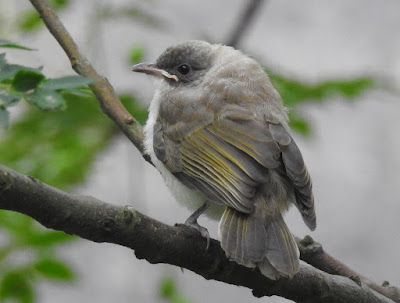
xmin=153 ymin=109 xmax=315 ymax=227
xmin=155 ymin=111 xmax=281 ymax=213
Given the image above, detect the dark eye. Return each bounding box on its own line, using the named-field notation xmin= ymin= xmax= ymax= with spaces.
xmin=177 ymin=64 xmax=190 ymax=75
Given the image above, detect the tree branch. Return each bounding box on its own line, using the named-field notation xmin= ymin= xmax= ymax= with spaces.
xmin=28 ymin=0 xmax=150 ymax=162
xmin=296 ymin=236 xmax=400 ymax=302
xmin=226 ymin=0 xmax=266 ymax=48
xmin=0 ymin=165 xmax=396 ymax=303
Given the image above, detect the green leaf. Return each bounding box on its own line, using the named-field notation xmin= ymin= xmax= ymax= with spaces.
xmin=61 ymin=86 xmax=93 ymax=97
xmin=50 ymin=0 xmax=69 ymax=10
xmin=41 ymin=75 xmax=94 ymax=90
xmin=268 ymin=70 xmax=375 ymax=106
xmin=266 ymin=68 xmax=375 ymax=135
xmin=0 ymin=211 xmax=74 ymax=245
xmin=0 ymin=212 xmax=74 ymax=247
xmin=11 ymin=69 xmax=45 ymax=92
xmin=0 ymin=63 xmax=26 ymax=82
xmin=0 ymin=271 xmax=34 ymax=303
xmin=0 ymin=39 xmax=34 ymax=51
xmin=160 ymin=277 xmax=175 ymax=297
xmin=0 ymin=91 xmax=21 ymax=106
xmin=18 ymin=1 xmax=69 ymax=32
xmin=159 ymin=278 xmax=191 ymax=303
xmin=0 ymin=53 xmax=5 ymax=67
xmin=128 ymin=45 xmax=145 ymax=64
xmin=0 ymin=245 xmax=14 ymax=263
xmin=0 ymin=211 xmax=35 ymax=231
xmin=29 ymin=88 xmax=66 ymax=111
xmin=0 ymin=55 xmax=41 ymax=82
xmin=0 ymin=106 xmax=9 ymax=128
xmin=0 ymin=53 xmax=42 ymax=82
xmin=18 ymin=10 xmax=42 ymax=32
xmin=33 ymin=258 xmax=75 ymax=281
xmin=20 ymin=230 xmax=75 ymax=247
xmin=316 ymin=77 xmax=374 ymax=99
xmin=289 ymin=113 xmax=311 ymax=136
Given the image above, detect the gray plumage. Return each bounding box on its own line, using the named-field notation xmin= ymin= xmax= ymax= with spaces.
xmin=132 ymin=40 xmax=316 ymax=280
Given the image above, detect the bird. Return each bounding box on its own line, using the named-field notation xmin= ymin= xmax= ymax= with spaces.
xmin=131 ymin=40 xmax=316 ymax=280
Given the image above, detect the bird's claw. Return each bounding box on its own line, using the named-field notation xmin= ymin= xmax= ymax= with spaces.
xmin=184 ymin=218 xmax=210 ymax=250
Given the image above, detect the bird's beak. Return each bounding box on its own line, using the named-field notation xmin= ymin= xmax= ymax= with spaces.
xmin=131 ymin=63 xmax=179 ymax=82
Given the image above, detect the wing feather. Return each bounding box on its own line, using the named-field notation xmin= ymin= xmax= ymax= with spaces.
xmin=174 ymin=114 xmax=280 ymax=213
xmin=154 ymin=110 xmax=315 ymax=224
xmin=269 ymin=123 xmax=316 ymax=230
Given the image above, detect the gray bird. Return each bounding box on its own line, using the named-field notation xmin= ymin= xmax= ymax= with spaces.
xmin=132 ymin=40 xmax=316 ymax=280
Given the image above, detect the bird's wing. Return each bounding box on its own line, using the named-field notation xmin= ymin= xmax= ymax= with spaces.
xmin=269 ymin=123 xmax=316 ymax=230
xmin=154 ymin=109 xmax=281 ymax=213
xmin=154 ymin=109 xmax=315 ymax=226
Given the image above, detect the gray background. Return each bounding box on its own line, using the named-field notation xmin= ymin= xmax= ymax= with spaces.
xmin=3 ymin=0 xmax=400 ymax=302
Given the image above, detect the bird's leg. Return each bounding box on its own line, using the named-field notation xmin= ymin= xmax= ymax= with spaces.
xmin=184 ymin=202 xmax=210 ymax=249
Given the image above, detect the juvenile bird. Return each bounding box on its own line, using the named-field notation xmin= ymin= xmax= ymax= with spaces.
xmin=132 ymin=40 xmax=316 ymax=279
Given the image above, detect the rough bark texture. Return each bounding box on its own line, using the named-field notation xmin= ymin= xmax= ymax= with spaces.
xmin=0 ymin=165 xmax=396 ymax=303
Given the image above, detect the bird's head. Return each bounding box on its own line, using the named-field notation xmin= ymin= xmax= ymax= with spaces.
xmin=132 ymin=40 xmax=216 ymax=87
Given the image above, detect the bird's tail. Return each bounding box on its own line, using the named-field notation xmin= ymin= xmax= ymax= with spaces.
xmin=218 ymin=206 xmax=299 ymax=280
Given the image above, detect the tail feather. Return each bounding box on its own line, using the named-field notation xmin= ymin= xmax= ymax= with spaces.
xmin=219 ymin=207 xmax=299 ymax=280
xmin=259 ymin=257 xmax=281 ymax=280
xmin=264 ymin=218 xmax=299 ymax=276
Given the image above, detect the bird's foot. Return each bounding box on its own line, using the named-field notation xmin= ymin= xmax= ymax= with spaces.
xmin=184 ymin=217 xmax=210 ymax=250
xmin=182 ymin=202 xmax=210 ymax=249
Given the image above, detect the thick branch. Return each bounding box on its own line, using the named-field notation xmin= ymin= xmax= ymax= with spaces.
xmin=0 ymin=165 xmax=395 ymax=303
xmin=28 ymin=0 xmax=149 ymax=162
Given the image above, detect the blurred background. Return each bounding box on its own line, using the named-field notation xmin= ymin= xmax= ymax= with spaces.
xmin=0 ymin=0 xmax=399 ymax=302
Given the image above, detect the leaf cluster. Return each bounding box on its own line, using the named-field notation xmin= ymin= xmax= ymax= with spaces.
xmin=268 ymin=70 xmax=375 ymax=135
xmin=0 ymin=40 xmax=93 ymax=127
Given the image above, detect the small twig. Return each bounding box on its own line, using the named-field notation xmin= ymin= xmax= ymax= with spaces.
xmin=296 ymin=236 xmax=400 ymax=303
xmin=28 ymin=0 xmax=150 ymax=162
xmin=226 ymin=0 xmax=265 ymax=48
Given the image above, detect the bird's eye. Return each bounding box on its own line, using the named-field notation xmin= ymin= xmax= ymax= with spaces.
xmin=177 ymin=64 xmax=190 ymax=75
